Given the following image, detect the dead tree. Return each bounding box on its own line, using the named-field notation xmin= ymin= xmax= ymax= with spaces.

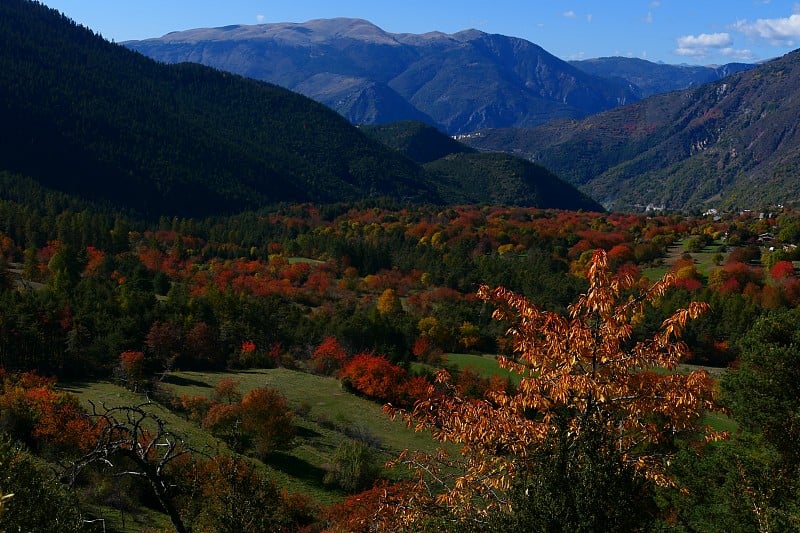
xmin=64 ymin=401 xmax=194 ymax=533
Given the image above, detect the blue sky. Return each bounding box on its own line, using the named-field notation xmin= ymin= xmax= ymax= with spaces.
xmin=41 ymin=1 xmax=800 ymax=65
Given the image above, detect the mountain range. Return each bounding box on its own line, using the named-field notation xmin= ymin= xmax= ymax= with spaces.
xmin=465 ymin=48 xmax=800 ymax=211
xmin=6 ymin=0 xmax=797 ymax=214
xmin=0 ymin=0 xmax=600 ymax=218
xmin=569 ymin=57 xmax=754 ymax=99
xmin=125 ymin=19 xmax=753 ymax=135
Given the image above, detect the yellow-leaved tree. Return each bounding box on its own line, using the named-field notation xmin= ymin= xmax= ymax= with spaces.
xmin=380 ymin=249 xmax=725 ymax=530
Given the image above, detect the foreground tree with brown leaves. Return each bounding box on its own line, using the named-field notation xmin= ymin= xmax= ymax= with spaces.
xmin=382 ymin=249 xmax=725 ymax=530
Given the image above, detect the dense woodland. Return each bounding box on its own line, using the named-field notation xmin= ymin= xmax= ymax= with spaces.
xmin=466 ymin=47 xmax=800 ymax=212
xmin=1 ymin=174 xmax=800 ymax=529
xmin=1 ymin=1 xmax=799 ymax=531
xmin=0 ymin=0 xmax=600 ymax=218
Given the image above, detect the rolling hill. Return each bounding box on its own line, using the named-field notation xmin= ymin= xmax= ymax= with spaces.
xmin=0 ymin=0 xmax=600 ymax=217
xmin=465 ymin=49 xmax=800 ymax=212
xmin=362 ymin=122 xmax=602 ymax=210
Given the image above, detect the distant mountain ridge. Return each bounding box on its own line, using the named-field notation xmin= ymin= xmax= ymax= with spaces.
xmin=569 ymin=57 xmax=755 ymax=98
xmin=125 ymin=19 xmax=641 ymax=134
xmin=0 ymin=0 xmax=601 ymax=217
xmin=125 ymin=20 xmax=755 ymax=135
xmin=465 ymin=49 xmax=800 ymax=212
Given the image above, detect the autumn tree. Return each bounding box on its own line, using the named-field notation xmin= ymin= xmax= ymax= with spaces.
xmin=179 ymin=455 xmax=317 ymax=532
xmin=182 ymin=321 xmax=222 ymax=370
xmin=384 ymin=250 xmax=723 ymax=528
xmin=144 ymin=320 xmax=184 ymax=375
xmin=376 ymin=288 xmax=402 ymax=316
xmin=310 ymin=336 xmax=349 ymax=376
xmin=239 ymin=387 xmax=295 ymax=459
xmin=0 ymin=370 xmax=96 ymax=457
xmin=340 ymin=353 xmax=407 ymax=404
xmin=212 ymin=378 xmax=242 ymax=405
xmin=118 ymin=350 xmax=146 ymax=391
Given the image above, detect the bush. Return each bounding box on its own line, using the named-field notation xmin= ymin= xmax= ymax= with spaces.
xmin=0 ymin=436 xmax=85 ymax=531
xmin=324 ymin=439 xmax=381 ymax=494
xmin=239 ymin=387 xmax=295 ymax=458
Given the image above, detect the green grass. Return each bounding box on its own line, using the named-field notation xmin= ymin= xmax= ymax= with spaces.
xmin=167 ymin=369 xmax=442 ymax=503
xmin=60 ymin=380 xmax=225 ymax=452
xmin=58 ymin=380 xmax=224 ymax=532
xmin=64 ymin=369 xmax=440 ymax=509
xmin=288 ymin=256 xmax=324 ymax=265
xmin=702 ymin=409 xmax=738 ymax=433
xmin=62 ymin=362 xmax=736 ymax=524
xmin=642 ymin=239 xmax=726 ymax=281
xmin=444 ymin=353 xmax=520 ymax=383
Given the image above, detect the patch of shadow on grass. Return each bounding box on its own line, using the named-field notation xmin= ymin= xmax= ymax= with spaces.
xmin=265 ymin=452 xmax=327 ymax=486
xmin=161 ymin=375 xmax=211 ymax=388
xmin=294 ymin=426 xmax=322 ymax=439
xmin=57 ymin=381 xmax=93 ymax=393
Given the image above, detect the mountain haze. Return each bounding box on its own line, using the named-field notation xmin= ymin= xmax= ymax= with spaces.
xmin=125 ymin=19 xmax=641 ymax=134
xmin=466 ymin=49 xmax=800 ymax=211
xmin=0 ymin=0 xmax=600 ymax=217
xmin=570 ymin=57 xmax=754 ymax=98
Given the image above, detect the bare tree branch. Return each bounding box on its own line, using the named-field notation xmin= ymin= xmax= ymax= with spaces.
xmin=63 ymin=401 xmax=194 ymax=533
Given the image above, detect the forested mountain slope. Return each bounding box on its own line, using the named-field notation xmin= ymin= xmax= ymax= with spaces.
xmin=466 ymin=49 xmax=800 ymax=211
xmin=0 ymin=1 xmax=600 ymax=216
xmin=362 ymin=122 xmax=602 ymax=210
xmin=0 ymin=0 xmax=436 ymax=217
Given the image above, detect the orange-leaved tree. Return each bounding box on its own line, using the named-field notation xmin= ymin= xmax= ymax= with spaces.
xmin=383 ymin=249 xmax=725 ymax=528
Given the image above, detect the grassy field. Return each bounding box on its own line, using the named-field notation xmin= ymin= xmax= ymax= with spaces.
xmin=64 ymin=368 xmax=440 ymax=510
xmin=288 ymin=256 xmax=324 ymax=265
xmin=444 ymin=352 xmax=520 ymax=383
xmin=62 ymin=359 xmax=734 ymax=529
xmin=642 ymin=239 xmax=727 ymax=281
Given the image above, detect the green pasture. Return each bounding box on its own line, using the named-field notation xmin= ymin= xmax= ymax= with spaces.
xmin=445 ymin=352 xmax=520 ymax=383
xmin=642 ymin=239 xmax=727 ymax=281
xmin=64 ymin=368 xmax=439 ymax=510
xmin=288 ymin=256 xmax=324 ymax=265
xmin=61 ymin=361 xmax=734 ymax=530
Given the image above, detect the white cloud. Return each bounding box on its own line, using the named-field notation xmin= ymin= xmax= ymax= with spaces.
xmin=677 ymin=32 xmax=733 ymax=48
xmin=256 ymin=14 xmax=265 ymax=23
xmin=673 ymin=32 xmax=754 ymax=60
xmin=732 ymin=13 xmax=800 ymax=45
xmin=563 ymin=10 xmax=576 ymax=19
xmin=587 ymin=13 xmax=593 ymax=23
xmin=675 ymin=32 xmax=734 ymax=56
xmin=644 ymin=11 xmax=653 ymax=24
xmin=650 ymin=1 xmax=661 ymax=8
